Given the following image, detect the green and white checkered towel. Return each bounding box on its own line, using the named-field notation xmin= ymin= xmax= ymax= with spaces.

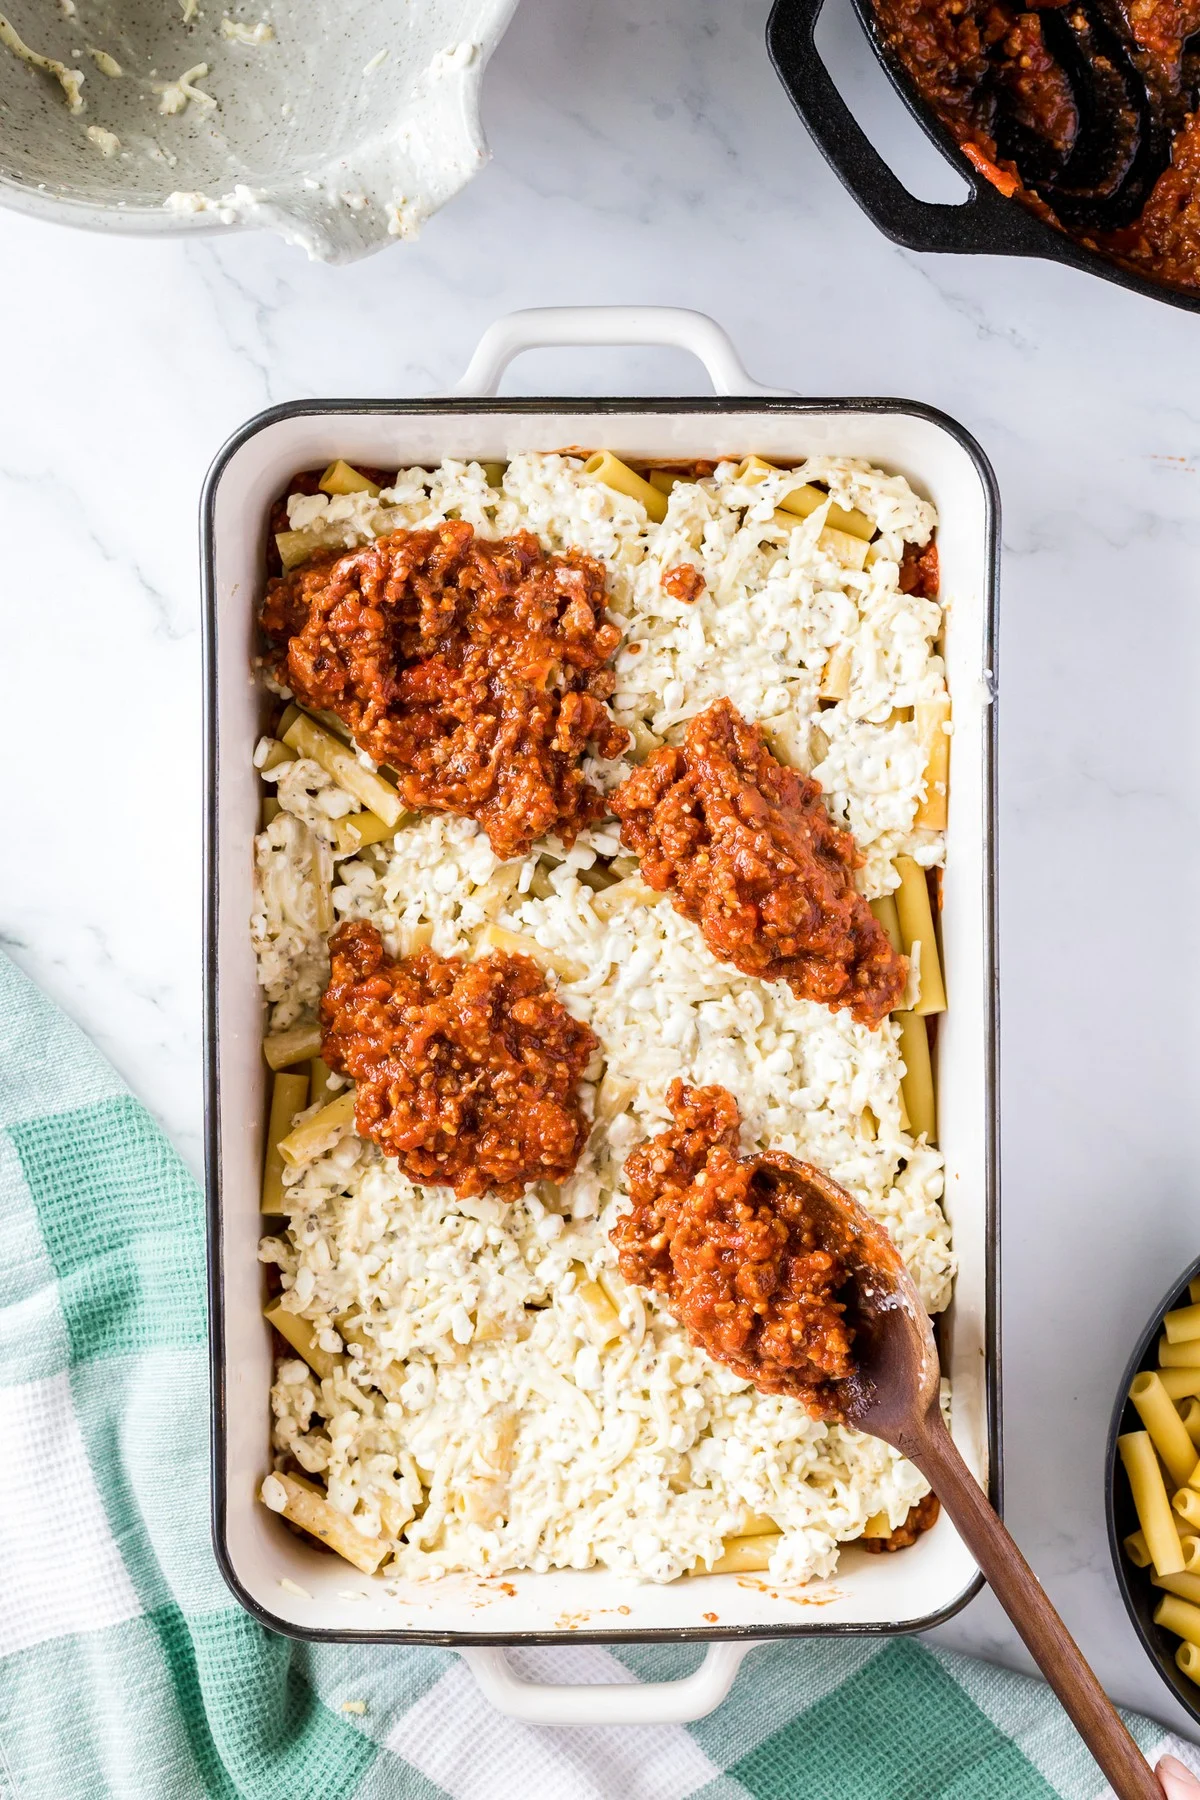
xmin=0 ymin=947 xmax=1194 ymax=1800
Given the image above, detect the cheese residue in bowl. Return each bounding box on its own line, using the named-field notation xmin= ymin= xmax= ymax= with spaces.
xmin=0 ymin=12 xmax=84 ymax=112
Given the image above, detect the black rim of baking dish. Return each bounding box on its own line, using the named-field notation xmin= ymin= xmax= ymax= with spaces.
xmin=765 ymin=0 xmax=1200 ymax=317
xmin=201 ymin=393 xmax=1002 ymax=1647
xmin=1106 ymin=1254 xmax=1200 ymax=1724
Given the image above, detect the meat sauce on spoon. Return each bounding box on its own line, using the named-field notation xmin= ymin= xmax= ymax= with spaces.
xmin=616 ymin=1092 xmax=1158 ymax=1799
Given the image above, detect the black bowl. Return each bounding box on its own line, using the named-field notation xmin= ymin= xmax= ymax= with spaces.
xmin=1106 ymin=1254 xmax=1200 ymax=1724
xmin=766 ymin=0 xmax=1200 ymax=315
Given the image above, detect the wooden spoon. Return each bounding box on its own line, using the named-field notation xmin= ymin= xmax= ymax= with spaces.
xmin=797 ymin=1164 xmax=1160 ymax=1800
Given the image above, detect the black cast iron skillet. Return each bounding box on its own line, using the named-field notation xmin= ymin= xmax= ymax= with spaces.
xmin=766 ymin=0 xmax=1200 ymax=315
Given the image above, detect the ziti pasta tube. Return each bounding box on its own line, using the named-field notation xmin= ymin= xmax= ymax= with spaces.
xmin=708 ymin=1532 xmax=782 ymax=1574
xmin=1130 ymin=1370 xmax=1199 ymax=1487
xmin=262 ymin=1072 xmax=309 ymax=1213
xmin=260 ymin=1470 xmax=388 ymax=1575
xmin=330 ymin=809 xmax=397 ymax=857
xmin=263 ymin=1021 xmax=323 ymax=1071
xmin=583 ymin=452 xmax=667 ymax=524
xmin=1155 ymin=1593 xmax=1200 ymax=1649
xmin=1181 ymin=1398 xmax=1200 ymax=1449
xmin=894 ymin=857 xmax=946 ymax=1017
xmin=1118 ymin=1430 xmax=1185 ymax=1574
xmin=264 ymin=1301 xmax=341 ymax=1381
xmin=734 ymin=455 xmax=874 ymax=540
xmin=896 ymin=1012 xmax=936 ymax=1145
xmin=574 ymin=1276 xmax=622 ymax=1347
xmin=733 ymin=455 xmax=775 ymax=484
xmin=278 ymin=1089 xmax=357 ymax=1169
xmin=1157 ymin=1369 xmax=1200 ymax=1401
xmin=590 ymin=875 xmax=661 ymax=922
xmin=914 ymin=695 xmax=951 ymax=832
xmin=1166 ymin=1303 xmax=1200 ymax=1345
xmin=282 ymin=713 xmax=404 ymax=828
xmin=819 ymin=644 xmax=852 ymax=702
xmin=257 ymin=736 xmax=296 ymax=775
xmin=275 ymin=531 xmax=321 ymax=572
xmin=767 ymin=511 xmax=871 ymax=571
xmin=736 ymin=1512 xmax=781 ymax=1538
xmin=595 ymin=1074 xmax=637 ymax=1127
xmin=319 ymin=460 xmax=381 ymax=498
xmin=308 ymin=1057 xmax=338 ymax=1108
xmin=1155 ymin=1571 xmax=1200 ymax=1606
xmin=472 ymin=922 xmax=586 ymax=983
xmin=869 ymin=893 xmax=903 ymax=955
xmin=869 ymin=893 xmax=919 ymax=1011
xmin=816 ymin=524 xmax=871 ymax=571
xmin=781 ymin=486 xmax=873 ymax=542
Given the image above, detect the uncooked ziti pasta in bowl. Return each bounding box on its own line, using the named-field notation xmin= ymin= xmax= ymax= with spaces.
xmin=1111 ymin=1262 xmax=1200 ymax=1718
xmin=251 ymin=447 xmax=955 ymax=1588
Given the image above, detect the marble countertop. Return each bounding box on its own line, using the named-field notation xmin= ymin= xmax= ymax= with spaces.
xmin=4 ymin=0 xmax=1199 ymax=1736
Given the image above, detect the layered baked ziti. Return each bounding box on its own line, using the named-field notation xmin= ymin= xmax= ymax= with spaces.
xmin=251 ymin=449 xmax=954 ymax=1585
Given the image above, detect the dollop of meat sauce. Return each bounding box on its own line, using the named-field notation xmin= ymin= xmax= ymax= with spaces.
xmin=862 ymin=1493 xmax=941 ymax=1552
xmin=610 ymin=698 xmax=906 ymax=1028
xmin=610 ymin=1081 xmax=856 ymax=1419
xmin=261 ymin=521 xmax=630 ymax=862
xmin=319 ymin=919 xmax=598 ymax=1200
xmin=661 ymin=563 xmax=706 ymax=603
xmin=899 ymin=540 xmax=940 ymax=599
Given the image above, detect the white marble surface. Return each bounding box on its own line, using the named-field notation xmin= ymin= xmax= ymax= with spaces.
xmin=3 ymin=0 xmax=1200 ymax=1738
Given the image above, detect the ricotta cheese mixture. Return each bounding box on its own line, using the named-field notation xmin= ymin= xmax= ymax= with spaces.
xmin=0 ymin=11 xmax=84 ymax=112
xmin=254 ymin=451 xmax=953 ymax=1586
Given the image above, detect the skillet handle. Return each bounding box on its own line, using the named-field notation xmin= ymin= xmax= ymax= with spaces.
xmin=460 ymin=1641 xmax=758 ymax=1726
xmin=765 ymin=0 xmax=1049 ymax=257
xmin=451 ymin=306 xmax=792 ymax=398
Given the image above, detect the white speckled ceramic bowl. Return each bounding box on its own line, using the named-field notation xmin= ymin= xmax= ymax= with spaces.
xmin=0 ymin=0 xmax=517 ymax=261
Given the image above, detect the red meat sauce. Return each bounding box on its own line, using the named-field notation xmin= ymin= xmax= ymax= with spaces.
xmin=610 ymin=1081 xmax=858 ymax=1419
xmin=869 ymin=0 xmax=1200 ymax=290
xmin=862 ymin=1494 xmax=942 ymax=1552
xmin=1107 ymin=117 xmax=1200 ymax=286
xmin=899 ymin=540 xmax=940 ymax=600
xmin=261 ymin=519 xmax=629 ymax=862
xmin=610 ymin=699 xmax=907 ymax=1029
xmin=661 ymin=563 xmax=707 ymax=603
xmin=319 ymin=919 xmax=597 ymax=1200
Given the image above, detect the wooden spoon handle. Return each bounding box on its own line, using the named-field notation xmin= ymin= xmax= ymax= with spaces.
xmin=907 ymin=1411 xmax=1159 ymax=1800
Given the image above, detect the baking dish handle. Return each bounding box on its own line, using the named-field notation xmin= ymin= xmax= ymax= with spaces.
xmin=460 ymin=1640 xmax=759 ymax=1726
xmin=765 ymin=0 xmax=1053 ymax=257
xmin=451 ymin=306 xmax=792 ymax=398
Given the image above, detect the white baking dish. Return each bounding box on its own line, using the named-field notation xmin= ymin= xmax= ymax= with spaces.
xmin=202 ymin=306 xmax=1000 ymax=1726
